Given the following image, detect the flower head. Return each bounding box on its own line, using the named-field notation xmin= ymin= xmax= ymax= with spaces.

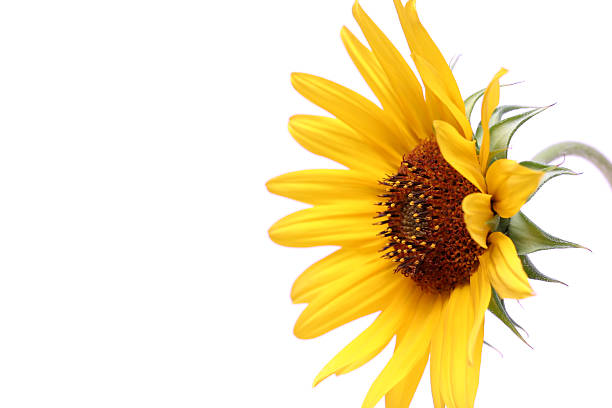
xmin=268 ymin=1 xmax=579 ymax=407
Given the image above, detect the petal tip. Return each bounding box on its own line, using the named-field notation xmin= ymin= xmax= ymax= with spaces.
xmin=312 ymin=370 xmax=330 ymax=388
xmin=290 ymin=72 xmax=308 ymax=88
xmin=267 ymin=221 xmax=286 ymax=246
xmin=352 ymin=0 xmax=362 ymax=16
xmin=289 ymin=286 xmax=303 ymax=304
xmin=293 ymin=323 xmax=308 ymax=340
xmin=265 ymin=178 xmax=274 ymax=193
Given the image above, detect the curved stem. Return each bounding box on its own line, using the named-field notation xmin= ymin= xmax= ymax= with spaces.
xmin=532 ymin=142 xmax=612 ymax=189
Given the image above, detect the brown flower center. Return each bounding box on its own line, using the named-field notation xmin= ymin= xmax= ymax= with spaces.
xmin=377 ymin=137 xmax=485 ymax=293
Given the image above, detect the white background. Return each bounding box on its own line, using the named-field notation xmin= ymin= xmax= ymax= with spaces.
xmin=0 ymin=0 xmax=610 ymax=407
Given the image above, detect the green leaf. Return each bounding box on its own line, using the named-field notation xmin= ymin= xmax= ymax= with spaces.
xmin=519 ymin=160 xmax=579 ymax=200
xmin=507 ymin=211 xmax=585 ymax=255
xmin=519 ymin=255 xmax=567 ymax=286
xmin=488 ymin=288 xmax=531 ymax=347
xmin=487 ymin=105 xmax=553 ymax=162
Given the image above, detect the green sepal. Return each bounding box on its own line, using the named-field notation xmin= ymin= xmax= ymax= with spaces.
xmin=487 ymin=105 xmax=553 ymax=163
xmin=483 ymin=340 xmax=503 ymax=357
xmin=449 ymin=54 xmax=461 ymax=71
xmin=519 ymin=160 xmax=579 ymax=200
xmin=464 ymin=83 xmax=523 ymax=123
xmin=507 ymin=211 xmax=586 ymax=255
xmin=519 ymin=255 xmax=567 ymax=286
xmin=486 ymin=214 xmax=501 ymax=231
xmin=464 ymin=88 xmax=485 ymax=122
xmin=474 ymin=105 xmax=529 ymax=148
xmin=488 ymin=288 xmax=531 ymax=347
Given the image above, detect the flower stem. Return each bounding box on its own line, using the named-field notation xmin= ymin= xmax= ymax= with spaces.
xmin=532 ymin=142 xmax=612 ymax=189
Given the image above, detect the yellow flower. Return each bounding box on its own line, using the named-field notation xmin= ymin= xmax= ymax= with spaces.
xmin=267 ymin=1 xmax=551 ymax=407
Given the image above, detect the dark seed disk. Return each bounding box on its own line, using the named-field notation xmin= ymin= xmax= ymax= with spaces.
xmin=377 ymin=137 xmax=486 ymax=293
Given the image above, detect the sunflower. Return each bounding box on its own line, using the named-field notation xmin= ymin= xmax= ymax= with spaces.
xmin=267 ymin=1 xmax=574 ymax=407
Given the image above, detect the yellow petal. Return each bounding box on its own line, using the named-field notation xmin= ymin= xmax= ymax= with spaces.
xmin=486 ymin=159 xmax=543 ymax=218
xmin=266 ymin=169 xmax=380 ymax=205
xmin=384 ymin=340 xmax=429 ymax=408
xmin=467 ymin=319 xmax=484 ymax=405
xmin=340 ymin=26 xmax=400 ymax=115
xmin=362 ymin=293 xmax=442 ymax=408
xmin=291 ymin=72 xmax=401 ymax=166
xmin=291 ymin=247 xmax=375 ymax=304
xmin=462 ymin=193 xmax=493 ymax=248
xmin=429 ymin=295 xmax=452 ymax=408
xmin=434 ymin=120 xmax=486 ymax=192
xmin=340 ymin=27 xmax=416 ymax=148
xmin=336 ymin=347 xmax=384 ymax=376
xmin=394 ymin=0 xmax=464 ymax=112
xmin=479 ymin=68 xmax=508 ymax=172
xmin=334 ymin=282 xmax=418 ymax=376
xmin=294 ymin=258 xmax=401 ymax=339
xmin=429 ymin=316 xmax=443 ymax=408
xmin=483 ymin=232 xmax=534 ymax=299
xmin=351 ymin=2 xmax=431 ymax=141
xmin=468 ymin=264 xmax=490 ymax=365
xmin=431 ymin=282 xmax=483 ymax=408
xmin=288 ymin=115 xmax=390 ymax=177
xmin=447 ymin=283 xmax=472 ymax=408
xmin=268 ymin=202 xmax=381 ymax=248
xmin=413 ymin=55 xmax=473 ymax=140
xmin=314 ymin=286 xmax=416 ymax=386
